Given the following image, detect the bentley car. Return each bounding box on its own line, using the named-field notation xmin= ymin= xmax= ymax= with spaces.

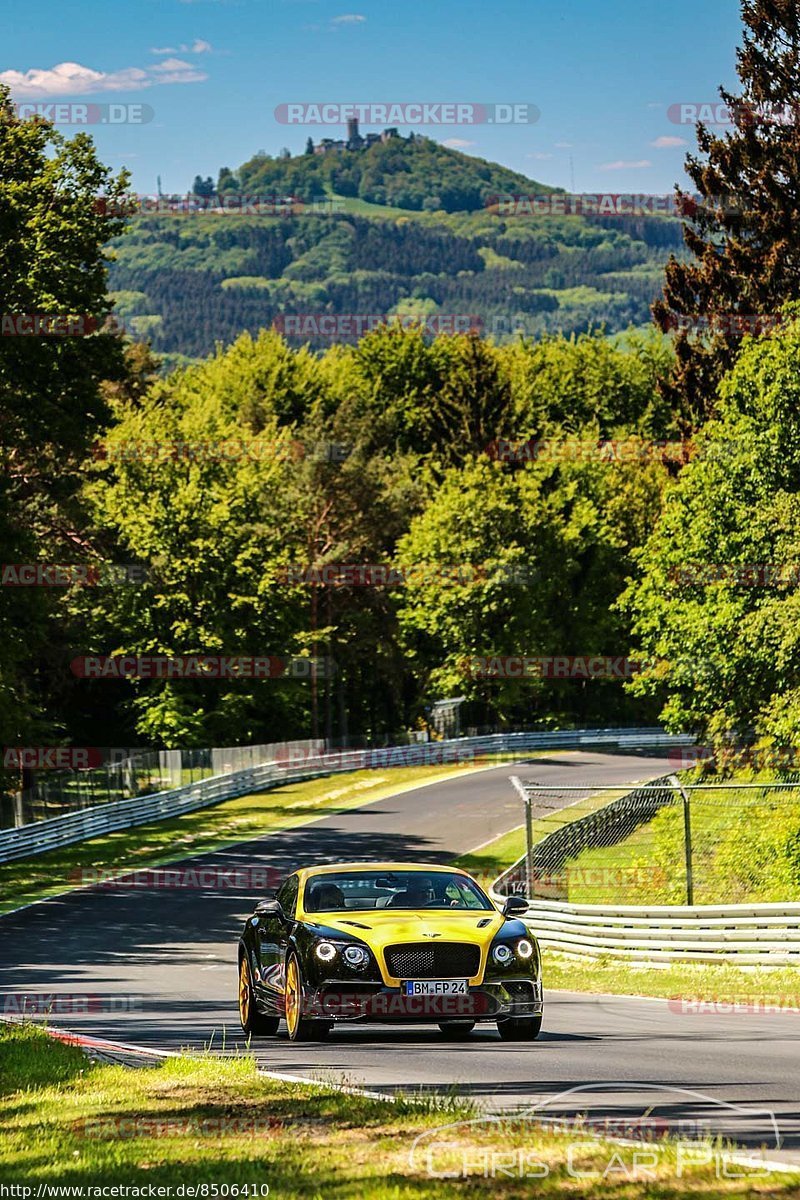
xmin=237 ymin=861 xmax=543 ymax=1042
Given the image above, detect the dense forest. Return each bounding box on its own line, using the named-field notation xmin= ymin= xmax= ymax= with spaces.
xmin=107 ymin=137 xmax=684 ymax=363
xmin=108 ymin=207 xmax=683 ymax=361
xmin=4 ymin=0 xmax=800 ymax=779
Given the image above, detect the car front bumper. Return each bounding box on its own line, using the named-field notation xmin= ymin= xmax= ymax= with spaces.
xmin=302 ymin=979 xmax=543 ymax=1023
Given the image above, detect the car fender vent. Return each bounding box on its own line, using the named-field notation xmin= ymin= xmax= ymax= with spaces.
xmin=477 ymin=918 xmax=493 ymax=928
xmin=340 ymin=920 xmax=371 ymax=929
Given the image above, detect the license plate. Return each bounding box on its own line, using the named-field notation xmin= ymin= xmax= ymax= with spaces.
xmin=403 ymin=980 xmax=468 ymax=997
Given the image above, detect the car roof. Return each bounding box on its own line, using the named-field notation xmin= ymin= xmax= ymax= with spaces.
xmin=296 ymin=862 xmax=472 ymax=883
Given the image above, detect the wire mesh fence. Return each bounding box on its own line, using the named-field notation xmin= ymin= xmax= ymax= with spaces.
xmin=495 ymin=776 xmax=800 ymax=906
xmin=1 ymin=741 xmax=325 ymax=829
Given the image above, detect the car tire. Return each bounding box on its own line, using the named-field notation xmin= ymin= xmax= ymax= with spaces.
xmin=438 ymin=1021 xmax=476 ymax=1040
xmin=239 ymin=954 xmax=280 ymax=1036
xmin=497 ymin=1013 xmax=542 ymax=1041
xmin=284 ymin=952 xmax=333 ymax=1042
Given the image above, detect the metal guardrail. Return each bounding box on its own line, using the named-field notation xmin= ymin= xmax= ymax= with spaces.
xmin=491 ymin=773 xmax=800 ymax=964
xmin=508 ymin=898 xmax=800 ymax=965
xmin=0 ymin=727 xmax=690 ymax=864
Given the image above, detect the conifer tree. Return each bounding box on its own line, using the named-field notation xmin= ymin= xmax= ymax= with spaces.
xmin=654 ymin=0 xmax=800 ymax=425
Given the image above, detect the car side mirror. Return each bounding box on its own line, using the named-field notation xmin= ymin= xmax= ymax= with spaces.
xmin=254 ymin=898 xmax=284 ymax=920
xmin=502 ymin=895 xmax=529 ymax=917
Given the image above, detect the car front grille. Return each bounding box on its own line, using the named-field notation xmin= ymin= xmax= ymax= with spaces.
xmin=505 ymin=980 xmax=540 ymax=1012
xmin=385 ymin=942 xmax=481 ymax=979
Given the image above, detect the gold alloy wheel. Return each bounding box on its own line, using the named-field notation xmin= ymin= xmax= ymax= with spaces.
xmin=285 ymin=956 xmax=300 ymax=1037
xmin=239 ymin=957 xmax=250 ymax=1025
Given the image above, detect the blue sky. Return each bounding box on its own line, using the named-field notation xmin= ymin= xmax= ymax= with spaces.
xmin=1 ymin=0 xmax=744 ymax=195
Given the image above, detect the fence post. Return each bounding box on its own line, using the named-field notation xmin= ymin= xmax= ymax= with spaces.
xmin=510 ymin=775 xmax=534 ymax=898
xmin=669 ymin=773 xmax=694 ymax=905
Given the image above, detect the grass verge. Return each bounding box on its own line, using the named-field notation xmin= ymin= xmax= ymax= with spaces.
xmin=0 ymin=762 xmax=490 ymax=916
xmin=454 ymin=786 xmax=800 ymax=1005
xmin=557 ymin=774 xmax=800 ymax=906
xmin=0 ymin=1023 xmax=794 ymax=1195
xmin=543 ymin=952 xmax=800 ymax=1006
xmin=454 ymin=786 xmax=628 ymax=889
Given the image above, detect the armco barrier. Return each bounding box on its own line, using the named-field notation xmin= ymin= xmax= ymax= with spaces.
xmin=0 ymin=727 xmax=690 ymax=864
xmin=507 ymin=898 xmax=800 ymax=965
xmin=490 ymin=773 xmax=800 ymax=964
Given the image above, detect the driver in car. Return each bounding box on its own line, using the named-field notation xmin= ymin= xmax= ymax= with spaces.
xmin=388 ymin=877 xmax=436 ymax=907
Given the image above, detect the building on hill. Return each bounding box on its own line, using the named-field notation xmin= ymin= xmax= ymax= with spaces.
xmin=313 ymin=120 xmax=404 ymax=155
xmin=346 ymin=118 xmax=364 ymax=150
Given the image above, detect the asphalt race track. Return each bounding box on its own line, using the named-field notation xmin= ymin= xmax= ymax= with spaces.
xmin=2 ymin=750 xmax=799 ymax=1165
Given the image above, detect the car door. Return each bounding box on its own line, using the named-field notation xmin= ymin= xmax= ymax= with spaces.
xmin=254 ymin=874 xmax=298 ymax=1010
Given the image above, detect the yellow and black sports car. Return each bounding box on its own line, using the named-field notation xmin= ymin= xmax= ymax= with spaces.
xmin=238 ymin=862 xmax=542 ymax=1042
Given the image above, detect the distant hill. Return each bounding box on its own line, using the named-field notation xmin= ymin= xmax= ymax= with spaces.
xmin=226 ymin=134 xmax=560 ymax=214
xmin=108 ymin=138 xmax=685 ymax=362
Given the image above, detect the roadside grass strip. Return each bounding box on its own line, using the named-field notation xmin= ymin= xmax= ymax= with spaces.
xmin=0 ymin=762 xmax=492 ymax=917
xmin=543 ymin=955 xmax=800 ymax=1007
xmin=562 ymin=774 xmax=800 ymax=906
xmin=454 ymin=782 xmax=800 ymax=1004
xmin=0 ymin=1023 xmax=796 ymax=1196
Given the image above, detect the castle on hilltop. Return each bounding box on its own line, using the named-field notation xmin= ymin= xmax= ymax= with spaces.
xmin=313 ymin=119 xmax=403 ymax=156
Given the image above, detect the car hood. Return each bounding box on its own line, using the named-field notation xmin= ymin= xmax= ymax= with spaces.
xmin=314 ymin=908 xmax=506 ymax=951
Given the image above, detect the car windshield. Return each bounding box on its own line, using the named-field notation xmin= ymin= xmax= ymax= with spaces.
xmin=303 ymin=870 xmax=493 ymax=913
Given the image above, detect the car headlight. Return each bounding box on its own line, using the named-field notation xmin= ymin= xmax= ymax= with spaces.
xmin=492 ymin=943 xmax=514 ymax=965
xmin=516 ymin=938 xmax=534 ymax=960
xmin=343 ymin=945 xmax=369 ymax=968
xmin=315 ymin=941 xmax=338 ymax=962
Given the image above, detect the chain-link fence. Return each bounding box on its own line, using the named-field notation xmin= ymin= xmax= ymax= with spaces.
xmin=1 ymin=741 xmax=325 ymax=829
xmin=495 ymin=776 xmax=800 ymax=906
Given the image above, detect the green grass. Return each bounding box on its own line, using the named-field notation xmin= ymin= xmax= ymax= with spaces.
xmin=0 ymin=762 xmax=489 ymax=916
xmin=1 ymin=1023 xmax=793 ymax=1194
xmin=544 ymin=952 xmax=800 ymax=1005
xmin=559 ymin=776 xmax=800 ymax=906
xmin=455 ymin=780 xmax=800 ymax=1005
xmin=454 ymin=787 xmax=628 ymax=891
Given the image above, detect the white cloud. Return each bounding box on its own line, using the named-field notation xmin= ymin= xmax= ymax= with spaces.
xmin=650 ymin=135 xmax=687 ymax=148
xmin=332 ymin=13 xmax=366 ymax=22
xmin=599 ymin=158 xmax=652 ymax=170
xmin=151 ymin=57 xmax=194 ymax=71
xmin=0 ymin=59 xmax=207 ymax=99
xmin=151 ymin=39 xmax=212 ymax=55
xmin=443 ymin=137 xmax=475 ymax=149
xmin=554 ymin=141 xmax=573 ymax=149
xmin=527 ymin=151 xmax=553 ymax=160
